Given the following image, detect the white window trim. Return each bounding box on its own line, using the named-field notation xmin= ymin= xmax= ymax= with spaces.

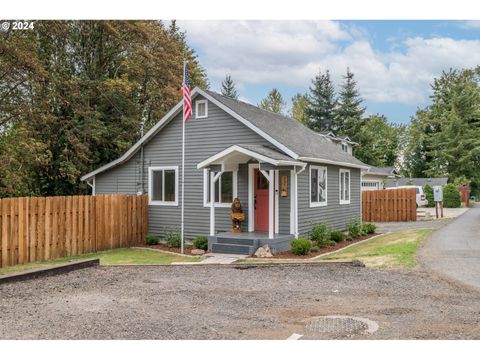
xmin=339 ymin=168 xmax=351 ymax=205
xmin=309 ymin=165 xmax=328 ymax=207
xmin=203 ymin=169 xmax=238 ymax=208
xmin=148 ymin=166 xmax=179 ymax=206
xmin=195 ymin=99 xmax=208 ymax=119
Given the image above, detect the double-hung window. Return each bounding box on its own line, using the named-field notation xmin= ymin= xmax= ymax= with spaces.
xmin=310 ymin=165 xmax=327 ymax=207
xmin=339 ymin=169 xmax=350 ymax=204
xmin=204 ymin=169 xmax=237 ymax=207
xmin=149 ymin=166 xmax=178 ymax=205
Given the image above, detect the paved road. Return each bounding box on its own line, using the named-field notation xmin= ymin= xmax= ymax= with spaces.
xmin=420 ymin=205 xmax=480 ymax=289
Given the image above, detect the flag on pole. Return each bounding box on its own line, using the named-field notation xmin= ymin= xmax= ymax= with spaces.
xmin=181 ymin=61 xmax=192 ymax=122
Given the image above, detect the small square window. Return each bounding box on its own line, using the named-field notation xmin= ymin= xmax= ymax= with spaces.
xmin=196 ymin=100 xmax=208 ymax=118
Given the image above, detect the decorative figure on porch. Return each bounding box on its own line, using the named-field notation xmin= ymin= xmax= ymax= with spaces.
xmin=230 ymin=197 xmax=245 ymax=232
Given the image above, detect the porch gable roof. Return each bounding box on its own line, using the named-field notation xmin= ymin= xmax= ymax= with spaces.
xmin=196 ymin=144 xmax=306 ymax=170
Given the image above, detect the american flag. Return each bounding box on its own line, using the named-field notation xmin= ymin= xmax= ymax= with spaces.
xmin=181 ymin=61 xmax=192 ymax=122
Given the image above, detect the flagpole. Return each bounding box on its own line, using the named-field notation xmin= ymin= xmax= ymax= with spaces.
xmin=181 ymin=59 xmax=186 ymax=254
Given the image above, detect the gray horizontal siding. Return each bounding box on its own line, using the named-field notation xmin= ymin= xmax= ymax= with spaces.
xmin=95 ymin=95 xmax=276 ymax=240
xmin=278 ymin=170 xmax=291 ymax=234
xmin=95 ymin=153 xmax=140 ymax=195
xmin=297 ymin=164 xmax=361 ymax=236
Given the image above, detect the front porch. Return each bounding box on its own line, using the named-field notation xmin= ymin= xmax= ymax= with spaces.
xmin=208 ymin=231 xmax=295 ymax=255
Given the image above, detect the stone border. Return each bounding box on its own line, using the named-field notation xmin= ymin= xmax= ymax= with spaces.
xmin=312 ymin=233 xmax=387 ymax=260
xmin=0 ymin=259 xmax=100 ymax=285
xmin=131 ymin=246 xmax=201 ymax=258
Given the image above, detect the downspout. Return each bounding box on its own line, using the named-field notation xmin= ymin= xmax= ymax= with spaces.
xmin=86 ymin=177 xmax=95 ymax=196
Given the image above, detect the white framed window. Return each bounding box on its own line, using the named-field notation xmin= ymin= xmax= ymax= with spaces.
xmin=339 ymin=169 xmax=351 ymax=205
xmin=195 ymin=99 xmax=208 ymax=119
xmin=341 ymin=142 xmax=348 ymax=152
xmin=203 ymin=169 xmax=237 ymax=207
xmin=310 ymin=165 xmax=327 ymax=207
xmin=148 ymin=166 xmax=178 ymax=206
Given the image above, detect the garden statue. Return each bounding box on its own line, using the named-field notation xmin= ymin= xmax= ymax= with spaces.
xmin=230 ymin=197 xmax=245 ymax=232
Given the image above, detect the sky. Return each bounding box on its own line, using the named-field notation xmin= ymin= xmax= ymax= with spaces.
xmin=177 ymin=20 xmax=480 ymax=125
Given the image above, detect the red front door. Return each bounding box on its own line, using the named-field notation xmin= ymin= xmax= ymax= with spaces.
xmin=254 ymin=169 xmax=270 ymax=232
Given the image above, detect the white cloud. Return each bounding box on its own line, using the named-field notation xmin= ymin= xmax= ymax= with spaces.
xmin=459 ymin=20 xmax=480 ymax=29
xmin=179 ymin=20 xmax=480 ymax=105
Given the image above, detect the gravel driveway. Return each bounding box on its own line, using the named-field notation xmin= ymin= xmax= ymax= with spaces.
xmin=1 ymin=264 xmax=479 ymax=340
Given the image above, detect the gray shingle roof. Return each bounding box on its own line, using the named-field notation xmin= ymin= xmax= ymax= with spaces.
xmin=236 ymin=144 xmax=297 ymax=162
xmin=385 ymin=177 xmax=449 ymax=188
xmin=366 ymin=166 xmax=399 ymax=176
xmin=204 ymin=90 xmax=367 ymax=168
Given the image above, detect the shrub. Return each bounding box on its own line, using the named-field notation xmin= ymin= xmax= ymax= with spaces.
xmin=361 ymin=223 xmax=376 ymax=234
xmin=309 ymin=223 xmax=331 ymax=244
xmin=145 ymin=233 xmax=159 ymax=245
xmin=329 ymin=231 xmax=345 ymax=243
xmin=291 ymin=237 xmax=312 ymax=255
xmin=345 ymin=235 xmax=353 ymax=241
xmin=443 ymin=184 xmax=461 ymax=208
xmin=193 ymin=236 xmax=208 ymax=251
xmin=423 ymin=184 xmax=435 ymax=207
xmin=311 ymin=246 xmax=319 ymax=253
xmin=347 ymin=217 xmax=362 ymax=238
xmin=165 ymin=229 xmax=181 ymax=248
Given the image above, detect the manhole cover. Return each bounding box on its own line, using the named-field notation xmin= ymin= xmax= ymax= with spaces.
xmin=304 ymin=316 xmax=378 ymax=336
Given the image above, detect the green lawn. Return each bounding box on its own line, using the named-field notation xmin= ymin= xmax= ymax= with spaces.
xmin=0 ymin=248 xmax=201 ymax=276
xmin=321 ymin=229 xmax=432 ymax=268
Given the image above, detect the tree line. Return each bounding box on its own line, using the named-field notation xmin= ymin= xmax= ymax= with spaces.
xmin=0 ymin=20 xmax=207 ymax=197
xmin=220 ymin=68 xmax=404 ymax=169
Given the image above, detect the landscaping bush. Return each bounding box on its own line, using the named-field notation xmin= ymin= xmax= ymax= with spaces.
xmin=423 ymin=184 xmax=435 ymax=207
xmin=361 ymin=223 xmax=376 ymax=234
xmin=165 ymin=229 xmax=181 ymax=248
xmin=291 ymin=237 xmax=312 ymax=255
xmin=345 ymin=235 xmax=353 ymax=241
xmin=310 ymin=246 xmax=319 ymax=253
xmin=193 ymin=236 xmax=208 ymax=251
xmin=309 ymin=223 xmax=331 ymax=244
xmin=329 ymin=231 xmax=345 ymax=243
xmin=145 ymin=233 xmax=159 ymax=245
xmin=347 ymin=217 xmax=362 ymax=238
xmin=443 ymin=184 xmax=461 ymax=208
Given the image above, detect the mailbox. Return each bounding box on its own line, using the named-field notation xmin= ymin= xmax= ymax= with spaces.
xmin=433 ymin=186 xmax=443 ymax=202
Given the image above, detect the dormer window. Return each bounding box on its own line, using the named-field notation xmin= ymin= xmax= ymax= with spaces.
xmin=341 ymin=142 xmax=348 ymax=152
xmin=195 ymin=100 xmax=208 ymax=119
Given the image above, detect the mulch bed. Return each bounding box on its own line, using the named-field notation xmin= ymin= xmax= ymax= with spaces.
xmin=250 ymin=233 xmax=381 ymax=259
xmin=144 ymin=243 xmax=198 ymax=255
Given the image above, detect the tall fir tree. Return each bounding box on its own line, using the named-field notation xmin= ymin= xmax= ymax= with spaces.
xmin=259 ymin=88 xmax=286 ymax=114
xmin=221 ymin=74 xmax=239 ymax=99
xmin=306 ymin=69 xmax=336 ymax=131
xmin=333 ymin=68 xmax=366 ymax=138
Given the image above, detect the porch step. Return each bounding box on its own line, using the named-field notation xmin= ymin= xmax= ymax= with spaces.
xmin=211 ymin=243 xmax=257 ymax=255
xmin=216 ymin=237 xmax=259 ymax=247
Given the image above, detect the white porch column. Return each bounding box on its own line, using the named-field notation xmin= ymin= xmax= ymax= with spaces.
xmin=209 ymin=171 xmax=223 ymax=236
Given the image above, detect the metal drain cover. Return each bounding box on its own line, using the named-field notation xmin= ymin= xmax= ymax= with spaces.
xmin=304 ymin=316 xmax=378 ymax=336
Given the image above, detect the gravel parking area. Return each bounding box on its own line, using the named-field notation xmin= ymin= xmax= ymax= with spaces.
xmin=1 ymin=264 xmax=479 ymax=339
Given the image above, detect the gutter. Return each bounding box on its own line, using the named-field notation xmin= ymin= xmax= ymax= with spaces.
xmin=298 ymin=157 xmax=370 ymax=170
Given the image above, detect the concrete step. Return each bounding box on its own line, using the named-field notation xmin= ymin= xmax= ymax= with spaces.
xmin=216 ymin=237 xmax=258 ymax=247
xmin=211 ymin=243 xmax=257 ymax=255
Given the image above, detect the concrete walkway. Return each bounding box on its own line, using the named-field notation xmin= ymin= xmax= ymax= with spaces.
xmin=419 ymin=205 xmax=480 ymax=290
xmin=172 ymin=253 xmax=247 ymax=265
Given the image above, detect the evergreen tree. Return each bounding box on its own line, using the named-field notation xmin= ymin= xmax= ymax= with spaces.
xmin=221 ymin=74 xmax=239 ymax=99
xmin=259 ymin=88 xmax=286 ymax=114
xmin=306 ymin=69 xmax=336 ymax=131
xmin=333 ymin=68 xmax=365 ymax=138
xmin=290 ymin=93 xmax=309 ymax=125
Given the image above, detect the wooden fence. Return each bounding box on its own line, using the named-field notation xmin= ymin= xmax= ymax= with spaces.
xmin=362 ymin=188 xmax=417 ymax=222
xmin=0 ymin=194 xmax=148 ymax=268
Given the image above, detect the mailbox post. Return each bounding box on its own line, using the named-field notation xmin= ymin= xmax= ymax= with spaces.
xmin=433 ymin=186 xmax=444 ymax=218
